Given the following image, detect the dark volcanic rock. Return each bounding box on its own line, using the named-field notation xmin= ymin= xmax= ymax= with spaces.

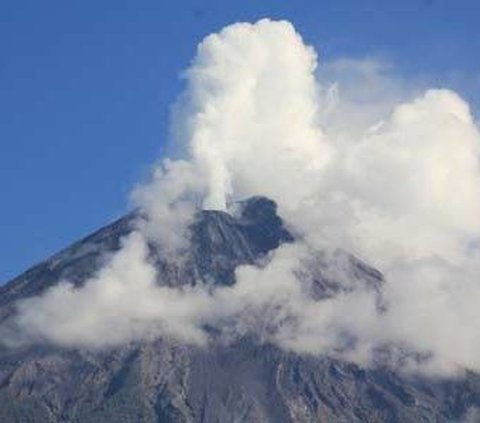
xmin=0 ymin=197 xmax=478 ymax=422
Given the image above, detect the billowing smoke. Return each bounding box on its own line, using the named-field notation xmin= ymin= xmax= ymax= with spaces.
xmin=4 ymin=19 xmax=480 ymax=377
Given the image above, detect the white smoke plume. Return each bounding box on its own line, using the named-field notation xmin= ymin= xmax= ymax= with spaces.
xmin=4 ymin=19 xmax=480 ymax=377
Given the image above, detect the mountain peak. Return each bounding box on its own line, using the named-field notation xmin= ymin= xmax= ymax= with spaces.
xmin=0 ymin=197 xmax=292 ymax=309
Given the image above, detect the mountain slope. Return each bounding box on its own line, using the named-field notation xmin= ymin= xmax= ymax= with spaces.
xmin=0 ymin=197 xmax=478 ymax=422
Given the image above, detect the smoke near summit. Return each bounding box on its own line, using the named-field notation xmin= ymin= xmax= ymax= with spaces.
xmin=2 ymin=19 xmax=480 ymax=379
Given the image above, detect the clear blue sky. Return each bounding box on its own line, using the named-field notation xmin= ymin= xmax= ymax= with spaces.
xmin=1 ymin=0 xmax=479 ymax=283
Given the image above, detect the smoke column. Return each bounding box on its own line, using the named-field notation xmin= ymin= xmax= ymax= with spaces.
xmin=3 ymin=19 xmax=480 ymax=377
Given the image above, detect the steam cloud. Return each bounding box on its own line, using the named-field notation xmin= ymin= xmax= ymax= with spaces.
xmin=4 ymin=19 xmax=480 ymax=377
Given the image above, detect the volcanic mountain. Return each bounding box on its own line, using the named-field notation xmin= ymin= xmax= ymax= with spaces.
xmin=0 ymin=197 xmax=478 ymax=422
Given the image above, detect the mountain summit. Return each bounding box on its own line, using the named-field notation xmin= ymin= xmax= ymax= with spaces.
xmin=0 ymin=197 xmax=478 ymax=422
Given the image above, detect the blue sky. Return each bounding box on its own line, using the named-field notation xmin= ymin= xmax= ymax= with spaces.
xmin=1 ymin=0 xmax=479 ymax=282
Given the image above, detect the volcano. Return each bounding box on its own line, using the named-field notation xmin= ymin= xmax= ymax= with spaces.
xmin=0 ymin=197 xmax=478 ymax=422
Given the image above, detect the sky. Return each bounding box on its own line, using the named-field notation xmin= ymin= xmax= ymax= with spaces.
xmin=1 ymin=0 xmax=480 ymax=283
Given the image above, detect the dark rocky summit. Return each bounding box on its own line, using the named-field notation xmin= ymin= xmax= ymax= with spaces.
xmin=0 ymin=197 xmax=478 ymax=422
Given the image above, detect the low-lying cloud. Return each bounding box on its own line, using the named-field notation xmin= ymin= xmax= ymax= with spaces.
xmin=3 ymin=19 xmax=480 ymax=377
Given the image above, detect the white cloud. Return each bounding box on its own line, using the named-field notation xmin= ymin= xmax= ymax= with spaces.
xmin=3 ymin=19 xmax=480 ymax=377
xmin=171 ymin=19 xmax=331 ymax=212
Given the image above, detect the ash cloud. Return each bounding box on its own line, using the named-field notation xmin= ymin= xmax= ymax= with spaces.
xmin=3 ymin=19 xmax=480 ymax=377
